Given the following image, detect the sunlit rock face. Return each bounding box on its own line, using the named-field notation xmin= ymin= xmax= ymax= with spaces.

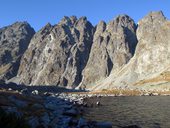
xmin=0 ymin=22 xmax=35 ymax=81
xmin=79 ymin=15 xmax=137 ymax=89
xmin=92 ymin=11 xmax=170 ymax=91
xmin=8 ymin=11 xmax=170 ymax=90
xmin=18 ymin=16 xmax=94 ymax=88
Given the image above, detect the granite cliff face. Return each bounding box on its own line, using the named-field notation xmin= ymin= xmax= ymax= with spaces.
xmin=93 ymin=11 xmax=170 ymax=91
xmin=17 ymin=15 xmax=138 ymax=89
xmin=0 ymin=22 xmax=35 ymax=81
xmin=17 ymin=16 xmax=94 ymax=88
xmin=79 ymin=15 xmax=137 ymax=89
xmin=1 ymin=11 xmax=169 ymax=90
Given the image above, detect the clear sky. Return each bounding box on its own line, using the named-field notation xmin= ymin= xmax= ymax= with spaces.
xmin=0 ymin=0 xmax=170 ymax=31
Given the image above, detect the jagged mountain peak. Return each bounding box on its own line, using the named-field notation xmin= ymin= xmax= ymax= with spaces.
xmin=0 ymin=21 xmax=35 ymax=81
xmin=138 ymin=11 xmax=166 ymax=26
xmin=92 ymin=11 xmax=170 ymax=91
xmin=17 ymin=14 xmax=94 ymax=87
xmin=95 ymin=20 xmax=106 ymax=33
xmin=59 ymin=16 xmax=90 ymax=27
xmin=1 ymin=11 xmax=169 ymax=91
xmin=60 ymin=16 xmax=77 ymax=26
xmin=147 ymin=11 xmax=166 ymax=20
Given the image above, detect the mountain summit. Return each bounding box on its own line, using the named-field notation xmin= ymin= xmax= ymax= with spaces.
xmin=0 ymin=11 xmax=169 ymax=91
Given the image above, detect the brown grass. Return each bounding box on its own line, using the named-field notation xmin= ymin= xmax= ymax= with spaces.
xmin=90 ymin=89 xmax=142 ymax=96
xmin=134 ymin=71 xmax=170 ymax=86
xmin=66 ymin=89 xmax=142 ymax=96
xmin=66 ymin=87 xmax=170 ymax=96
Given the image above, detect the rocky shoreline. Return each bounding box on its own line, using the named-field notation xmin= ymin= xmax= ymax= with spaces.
xmin=1 ymin=83 xmax=170 ymax=128
xmin=0 ymin=86 xmax=113 ymax=128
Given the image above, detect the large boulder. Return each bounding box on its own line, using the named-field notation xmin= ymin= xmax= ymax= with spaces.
xmin=17 ymin=16 xmax=94 ymax=88
xmin=0 ymin=22 xmax=35 ymax=81
xmin=79 ymin=15 xmax=137 ymax=89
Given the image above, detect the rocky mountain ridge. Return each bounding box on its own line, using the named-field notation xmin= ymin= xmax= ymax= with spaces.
xmin=0 ymin=22 xmax=35 ymax=81
xmin=0 ymin=11 xmax=169 ymax=91
xmin=92 ymin=11 xmax=170 ymax=91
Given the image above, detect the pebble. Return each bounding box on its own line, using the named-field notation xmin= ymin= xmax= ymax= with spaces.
xmin=32 ymin=90 xmax=39 ymax=95
xmin=8 ymin=88 xmax=12 ymax=91
xmin=20 ymin=88 xmax=31 ymax=95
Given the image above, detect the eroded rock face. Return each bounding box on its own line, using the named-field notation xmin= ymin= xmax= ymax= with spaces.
xmin=93 ymin=11 xmax=170 ymax=90
xmin=79 ymin=15 xmax=137 ymax=89
xmin=9 ymin=11 xmax=169 ymax=90
xmin=0 ymin=22 xmax=35 ymax=81
xmin=18 ymin=16 xmax=94 ymax=88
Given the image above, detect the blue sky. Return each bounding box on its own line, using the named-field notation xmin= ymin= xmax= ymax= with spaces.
xmin=0 ymin=0 xmax=170 ymax=31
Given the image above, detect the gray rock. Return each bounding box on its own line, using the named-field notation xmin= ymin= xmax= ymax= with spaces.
xmin=32 ymin=90 xmax=39 ymax=95
xmin=8 ymin=96 xmax=28 ymax=108
xmin=28 ymin=116 xmax=39 ymax=128
xmin=92 ymin=11 xmax=170 ymax=91
xmin=1 ymin=11 xmax=168 ymax=91
xmin=45 ymin=102 xmax=58 ymax=110
xmin=0 ymin=22 xmax=35 ymax=81
xmin=49 ymin=117 xmax=59 ymax=128
xmin=63 ymin=108 xmax=78 ymax=116
xmin=32 ymin=103 xmax=44 ymax=109
xmin=5 ymin=106 xmax=23 ymax=118
xmin=40 ymin=112 xmax=50 ymax=125
xmin=95 ymin=121 xmax=112 ymax=128
xmin=17 ymin=16 xmax=94 ymax=88
xmin=8 ymin=88 xmax=12 ymax=91
xmin=20 ymin=88 xmax=31 ymax=95
xmin=77 ymin=118 xmax=88 ymax=127
xmin=79 ymin=15 xmax=137 ymax=89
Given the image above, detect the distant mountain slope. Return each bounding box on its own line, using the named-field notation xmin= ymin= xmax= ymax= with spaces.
xmin=0 ymin=22 xmax=35 ymax=81
xmin=79 ymin=15 xmax=137 ymax=89
xmin=1 ymin=11 xmax=169 ymax=91
xmin=17 ymin=16 xmax=94 ymax=88
xmin=92 ymin=11 xmax=170 ymax=91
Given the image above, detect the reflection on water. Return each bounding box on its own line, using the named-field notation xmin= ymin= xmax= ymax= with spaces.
xmin=84 ymin=96 xmax=170 ymax=128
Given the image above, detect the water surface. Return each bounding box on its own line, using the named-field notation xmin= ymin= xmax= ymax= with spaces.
xmin=84 ymin=96 xmax=170 ymax=128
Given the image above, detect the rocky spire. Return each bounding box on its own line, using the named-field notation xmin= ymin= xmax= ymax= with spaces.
xmin=79 ymin=15 xmax=137 ymax=89
xmin=92 ymin=11 xmax=170 ymax=91
xmin=17 ymin=16 xmax=94 ymax=88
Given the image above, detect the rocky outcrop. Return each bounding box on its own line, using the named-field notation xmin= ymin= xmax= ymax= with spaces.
xmin=3 ymin=11 xmax=169 ymax=90
xmin=79 ymin=15 xmax=137 ymax=89
xmin=17 ymin=16 xmax=94 ymax=88
xmin=93 ymin=11 xmax=170 ymax=91
xmin=0 ymin=22 xmax=35 ymax=81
